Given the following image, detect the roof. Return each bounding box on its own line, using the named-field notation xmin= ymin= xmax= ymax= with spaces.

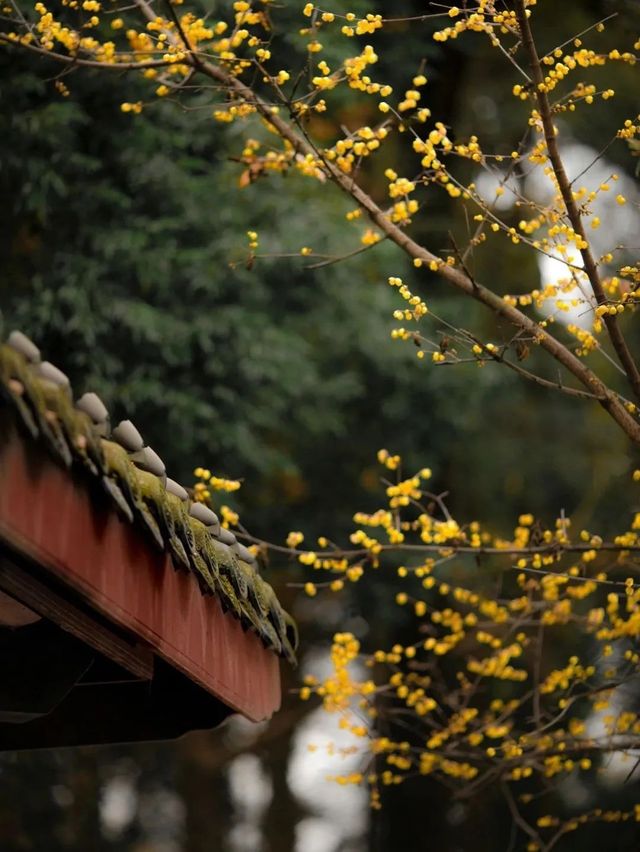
xmin=0 ymin=330 xmax=297 ymax=733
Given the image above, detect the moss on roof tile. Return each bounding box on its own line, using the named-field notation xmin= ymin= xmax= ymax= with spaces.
xmin=0 ymin=333 xmax=297 ymax=665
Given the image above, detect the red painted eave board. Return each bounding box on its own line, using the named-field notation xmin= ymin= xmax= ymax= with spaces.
xmin=0 ymin=427 xmax=281 ymax=723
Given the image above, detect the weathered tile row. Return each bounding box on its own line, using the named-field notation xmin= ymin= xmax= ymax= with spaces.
xmin=0 ymin=331 xmax=297 ymax=664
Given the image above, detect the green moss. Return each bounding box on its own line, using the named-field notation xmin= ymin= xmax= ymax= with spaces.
xmin=0 ymin=340 xmax=297 ymax=663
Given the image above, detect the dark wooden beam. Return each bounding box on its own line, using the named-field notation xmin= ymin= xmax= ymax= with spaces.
xmin=0 ymin=620 xmax=93 ymax=722
xmin=0 ymin=555 xmax=153 ymax=681
xmin=0 ymin=660 xmax=232 ymax=750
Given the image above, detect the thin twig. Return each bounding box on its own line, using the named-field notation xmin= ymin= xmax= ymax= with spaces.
xmin=305 ymin=235 xmax=389 ymax=270
xmin=501 ymin=782 xmax=543 ymax=847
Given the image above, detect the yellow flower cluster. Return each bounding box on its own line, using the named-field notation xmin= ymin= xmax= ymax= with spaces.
xmin=567 ymin=323 xmax=599 ymax=357
xmin=540 ymin=656 xmax=595 ymax=694
xmin=388 ymin=276 xmax=428 ymax=326
xmin=220 ymin=505 xmax=239 ymax=527
xmin=313 ymin=632 xmax=366 ymax=712
xmin=194 ymin=467 xmax=242 ymax=493
xmin=324 ymin=124 xmax=388 ymax=175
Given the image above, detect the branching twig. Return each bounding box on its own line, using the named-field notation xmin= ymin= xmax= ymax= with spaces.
xmin=5 ymin=1 xmax=640 ymax=444
xmin=515 ymin=0 xmax=640 ymax=404
xmin=0 ymin=34 xmax=171 ymax=69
